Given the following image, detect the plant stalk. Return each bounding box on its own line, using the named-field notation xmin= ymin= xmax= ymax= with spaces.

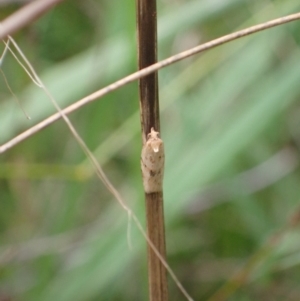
xmin=136 ymin=0 xmax=168 ymax=300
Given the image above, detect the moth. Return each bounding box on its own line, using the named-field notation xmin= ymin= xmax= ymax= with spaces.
xmin=141 ymin=127 xmax=165 ymax=193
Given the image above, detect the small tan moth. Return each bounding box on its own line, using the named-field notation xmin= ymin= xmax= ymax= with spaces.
xmin=141 ymin=127 xmax=165 ymax=193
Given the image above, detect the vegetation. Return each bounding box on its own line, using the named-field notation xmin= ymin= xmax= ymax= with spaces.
xmin=1 ymin=0 xmax=300 ymax=300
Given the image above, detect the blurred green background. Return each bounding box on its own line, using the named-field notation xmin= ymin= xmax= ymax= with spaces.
xmin=1 ymin=0 xmax=300 ymax=300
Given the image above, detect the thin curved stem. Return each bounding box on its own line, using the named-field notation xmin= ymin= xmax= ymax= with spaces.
xmin=1 ymin=11 xmax=300 ymax=153
xmin=0 ymin=0 xmax=65 ymax=39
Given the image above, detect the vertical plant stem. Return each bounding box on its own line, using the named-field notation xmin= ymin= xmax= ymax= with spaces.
xmin=136 ymin=1 xmax=168 ymax=301
xmin=145 ymin=192 xmax=168 ymax=301
xmin=136 ymin=0 xmax=160 ymax=142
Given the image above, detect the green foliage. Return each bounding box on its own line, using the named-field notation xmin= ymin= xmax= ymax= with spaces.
xmin=1 ymin=0 xmax=300 ymax=300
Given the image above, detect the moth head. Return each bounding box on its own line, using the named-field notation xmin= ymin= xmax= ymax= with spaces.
xmin=147 ymin=127 xmax=160 ymax=140
xmin=147 ymin=128 xmax=162 ymax=153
